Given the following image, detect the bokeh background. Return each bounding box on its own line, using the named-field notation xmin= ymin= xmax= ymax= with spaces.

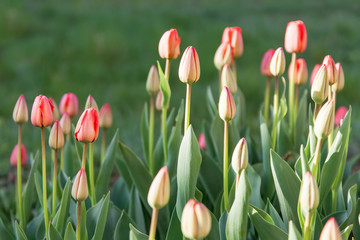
xmin=1 ymin=0 xmax=360 ymax=177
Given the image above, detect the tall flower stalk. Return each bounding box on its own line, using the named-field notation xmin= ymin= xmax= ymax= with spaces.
xmin=99 ymin=104 xmax=113 ymax=162
xmin=72 ymin=168 xmax=88 ymax=240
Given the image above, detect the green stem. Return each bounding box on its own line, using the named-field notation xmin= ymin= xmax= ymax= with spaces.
xmin=41 ymin=127 xmax=49 ymax=238
xmin=311 ymin=138 xmax=323 ymax=182
xmin=52 ymin=150 xmax=58 ymax=219
xmin=264 ymin=77 xmax=271 ymax=125
xmin=17 ymin=124 xmax=25 ymax=229
xmin=303 ymin=212 xmax=312 ymax=240
xmin=148 ymin=208 xmax=159 ymax=240
xmin=295 ymin=85 xmax=299 ymax=118
xmin=149 ymin=95 xmax=155 ymax=176
xmin=165 ymin=59 xmax=171 ymax=81
xmin=89 ymin=143 xmax=95 ymax=205
xmin=60 ymin=146 xmax=64 ymax=171
xmin=101 ymin=128 xmax=106 ymax=162
xmin=76 ymin=201 xmax=81 ymax=240
xmin=162 ymin=107 xmax=168 ymax=164
xmin=223 ymin=121 xmax=229 ymax=211
xmin=328 ymin=90 xmax=336 ymax=152
xmin=289 ymin=53 xmax=297 ymax=136
xmin=184 ymin=84 xmax=192 ymax=132
xmin=81 ymin=143 xmax=87 ymax=170
xmin=271 ymin=77 xmax=279 ymax=149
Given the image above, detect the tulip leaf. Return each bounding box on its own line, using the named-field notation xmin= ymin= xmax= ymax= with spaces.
xmin=260 ymin=120 xmax=274 ymax=199
xmin=95 ymin=129 xmax=119 ymax=201
xmin=86 ymin=192 xmax=110 ymax=240
xmin=114 ymin=156 xmax=133 ymax=190
xmin=64 ymin=139 xmax=80 ymax=178
xmin=34 ymin=172 xmax=43 ymax=206
xmin=64 ymin=223 xmax=76 ymax=240
xmin=25 ymin=210 xmax=43 ymax=240
xmin=129 ymin=224 xmax=148 ymax=240
xmin=207 ymin=212 xmax=221 ymax=240
xmin=247 ymin=163 xmax=264 ymax=209
xmin=206 ymin=86 xmax=217 ymax=117
xmin=219 ymin=211 xmax=228 ymax=240
xmin=265 ymin=199 xmax=287 ymax=232
xmin=102 ymin=203 xmax=122 ymax=240
xmin=0 ymin=216 xmax=14 ymax=240
xmin=176 ymin=125 xmax=202 ymax=218
xmin=294 ymin=90 xmax=308 ymax=148
xmin=157 ymin=61 xmax=171 ymax=108
xmin=15 ymin=221 xmax=28 ymax=240
xmin=270 ymin=150 xmax=301 ymax=230
xmin=202 ymin=121 xmax=220 ymax=161
xmin=114 ymin=211 xmax=137 ymax=240
xmin=140 ymin=102 xmax=149 ymax=164
xmin=128 ymin=187 xmax=146 ymax=233
xmin=53 ymin=178 xmax=71 ymax=235
xmin=226 ymin=171 xmax=251 ymax=240
xmin=48 ymin=223 xmax=62 ymax=240
xmin=165 ymin=209 xmax=182 ymax=240
xmin=288 ymin=220 xmax=302 ymax=240
xmin=111 ymin=177 xmax=130 ymax=210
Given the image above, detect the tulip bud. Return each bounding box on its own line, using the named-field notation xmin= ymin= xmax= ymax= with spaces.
xmin=59 ymin=93 xmax=79 ymax=117
xmin=334 ymin=106 xmax=348 ymax=127
xmin=221 ymin=64 xmax=237 ymax=94
xmin=311 ymin=64 xmax=329 ymax=104
xmin=49 ymin=120 xmax=65 ymax=150
xmin=260 ymin=49 xmax=275 ymax=77
xmin=219 ymin=87 xmax=236 ymax=122
xmin=334 ymin=62 xmax=344 ymax=92
xmin=31 ymin=95 xmax=54 ymax=127
xmin=147 ymin=166 xmax=170 ymax=209
xmin=10 ymin=144 xmax=27 ymax=167
xmin=284 ymin=20 xmax=307 ymax=53
xmin=178 ymin=46 xmax=200 ymax=85
xmin=158 ymin=29 xmax=181 ymax=59
xmin=85 ymin=94 xmax=99 ymax=112
xmin=322 ymin=55 xmax=336 ymax=85
xmin=181 ymin=199 xmax=212 ymax=240
xmin=75 ymin=108 xmax=99 ymax=143
xmin=319 ymin=218 xmax=341 ymax=240
xmin=300 ymin=172 xmax=319 ymax=214
xmin=59 ymin=113 xmax=71 ymax=136
xmin=310 ymin=64 xmax=321 ymax=87
xmin=13 ymin=94 xmax=28 ymax=124
xmin=146 ymin=65 xmax=160 ymax=95
xmin=288 ymin=58 xmax=308 ymax=85
xmin=222 ymin=27 xmax=243 ymax=58
xmin=270 ymin=47 xmax=286 ymax=77
xmin=214 ymin=42 xmax=233 ymax=70
xmin=71 ymin=168 xmax=88 ymax=202
xmin=231 ymin=138 xmax=248 ymax=174
xmin=99 ymin=104 xmax=113 ymax=128
xmin=49 ymin=98 xmax=60 ymax=121
xmin=198 ymin=133 xmax=206 ymax=150
xmin=314 ymin=100 xmax=335 ymax=139
xmin=155 ymin=91 xmax=163 ymax=111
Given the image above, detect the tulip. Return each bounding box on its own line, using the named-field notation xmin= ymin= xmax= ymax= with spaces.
xmin=13 ymin=95 xmax=28 ymax=124
xmin=322 ymin=55 xmax=336 ymax=86
xmin=284 ymin=20 xmax=307 ymax=53
xmin=260 ymin=49 xmax=275 ymax=77
xmin=59 ymin=93 xmax=79 ymax=117
xmin=49 ymin=121 xmax=65 ymax=150
xmin=181 ymin=199 xmax=212 ymax=240
xmin=222 ymin=26 xmax=243 ymax=58
xmin=231 ymin=138 xmax=248 ymax=174
xmin=270 ymin=47 xmax=286 ymax=77
xmin=221 ymin=64 xmax=237 ymax=94
xmin=84 ymin=94 xmax=99 ymax=112
xmin=198 ymin=133 xmax=206 ymax=150
xmin=319 ymin=218 xmax=341 ymax=240
xmin=72 ymin=168 xmax=89 ymax=201
xmin=300 ymin=172 xmax=319 ymax=215
xmin=155 ymin=91 xmax=163 ymax=111
xmin=31 ymin=95 xmax=53 ymax=127
xmin=146 ymin=65 xmax=160 ymax=95
xmin=158 ymin=29 xmax=181 ymax=60
xmin=334 ymin=106 xmax=348 ymax=127
xmin=214 ymin=42 xmax=233 ymax=70
xmin=99 ymin=104 xmax=113 ymax=129
xmin=147 ymin=166 xmax=170 ymax=210
xmin=310 ymin=64 xmax=321 ymax=87
xmin=10 ymin=144 xmax=27 ymax=167
xmin=288 ymin=58 xmax=308 ymax=85
xmin=314 ymin=100 xmax=335 ymax=140
xmin=178 ymin=46 xmax=200 ymax=85
xmin=59 ymin=113 xmax=71 ymax=136
xmin=219 ymin=87 xmax=236 ymax=122
xmin=49 ymin=97 xmax=60 ymax=121
xmin=75 ymin=108 xmax=99 ymax=143
xmin=311 ymin=64 xmax=329 ymax=105
xmin=334 ymin=62 xmax=344 ymax=92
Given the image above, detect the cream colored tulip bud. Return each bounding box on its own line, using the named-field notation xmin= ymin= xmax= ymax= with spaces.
xmin=314 ymin=100 xmax=335 ymax=139
xmin=147 ymin=166 xmax=170 ymax=209
xmin=71 ymin=168 xmax=88 ymax=202
xmin=231 ymin=138 xmax=248 ymax=174
xmin=311 ymin=64 xmax=329 ymax=104
xmin=85 ymin=94 xmax=99 ymax=112
xmin=270 ymin=47 xmax=286 ymax=77
xmin=155 ymin=91 xmax=163 ymax=111
xmin=59 ymin=113 xmax=71 ymax=136
xmin=49 ymin=98 xmax=60 ymax=121
xmin=219 ymin=87 xmax=236 ymax=122
xmin=178 ymin=46 xmax=200 ymax=85
xmin=334 ymin=62 xmax=344 ymax=92
xmin=319 ymin=217 xmax=341 ymax=240
xmin=214 ymin=42 xmax=233 ymax=70
xmin=300 ymin=172 xmax=319 ymax=214
xmin=99 ymin=104 xmax=113 ymax=128
xmin=181 ymin=199 xmax=212 ymax=240
xmin=13 ymin=95 xmax=28 ymax=124
xmin=323 ymin=55 xmax=336 ymax=86
xmin=49 ymin=120 xmax=65 ymax=150
xmin=221 ymin=64 xmax=237 ymax=94
xmin=146 ymin=65 xmax=160 ymax=95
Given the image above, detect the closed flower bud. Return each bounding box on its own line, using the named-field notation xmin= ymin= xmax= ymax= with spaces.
xmin=75 ymin=108 xmax=99 ymax=143
xmin=284 ymin=20 xmax=307 ymax=53
xmin=322 ymin=55 xmax=336 ymax=85
xmin=231 ymin=138 xmax=248 ymax=174
xmin=85 ymin=94 xmax=99 ymax=112
xmin=310 ymin=64 xmax=321 ymax=87
xmin=49 ymin=120 xmax=65 ymax=150
xmin=71 ymin=168 xmax=88 ymax=202
xmin=219 ymin=87 xmax=236 ymax=122
xmin=59 ymin=93 xmax=79 ymax=117
xmin=314 ymin=100 xmax=335 ymax=139
xmin=31 ymin=95 xmax=53 ymax=127
xmin=334 ymin=106 xmax=348 ymax=127
xmin=179 ymin=46 xmax=200 ymax=85
xmin=222 ymin=27 xmax=243 ymax=58
xmin=334 ymin=62 xmax=344 ymax=92
xmin=198 ymin=133 xmax=206 ymax=150
xmin=13 ymin=95 xmax=28 ymax=124
xmin=158 ymin=29 xmax=181 ymax=59
xmin=270 ymin=47 xmax=286 ymax=77
xmin=221 ymin=64 xmax=237 ymax=94
xmin=147 ymin=166 xmax=170 ymax=209
xmin=49 ymin=98 xmax=60 ymax=121
xmin=288 ymin=58 xmax=308 ymax=85
xmin=59 ymin=113 xmax=71 ymax=136
xmin=260 ymin=49 xmax=275 ymax=77
xmin=214 ymin=42 xmax=233 ymax=70
xmin=319 ymin=218 xmax=341 ymax=240
xmin=155 ymin=91 xmax=163 ymax=111
xmin=181 ymin=199 xmax=212 ymax=240
xmin=99 ymin=104 xmax=113 ymax=128
xmin=300 ymin=172 xmax=319 ymax=214
xmin=311 ymin=64 xmax=329 ymax=104
xmin=10 ymin=144 xmax=27 ymax=167
xmin=146 ymin=65 xmax=160 ymax=95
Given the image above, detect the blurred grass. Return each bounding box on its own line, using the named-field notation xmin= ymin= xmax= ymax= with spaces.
xmin=1 ymin=0 xmax=360 ymax=174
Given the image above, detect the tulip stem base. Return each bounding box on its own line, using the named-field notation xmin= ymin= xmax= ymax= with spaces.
xmin=41 ymin=127 xmax=49 ymax=237
xmin=101 ymin=128 xmax=107 ymax=162
xmin=82 ymin=143 xmax=87 ymax=170
xmin=184 ymin=84 xmax=191 ymax=131
xmin=271 ymin=77 xmax=279 ymax=149
xmin=264 ymin=77 xmax=271 ymax=125
xmin=162 ymin=108 xmax=168 ymax=164
xmin=312 ymin=138 xmax=323 ymax=182
xmin=149 ymin=95 xmax=155 ymax=176
xmin=223 ymin=121 xmax=229 ymax=211
xmin=295 ymin=85 xmax=299 ymax=118
xmin=289 ymin=53 xmax=297 ymax=139
xmin=149 ymin=208 xmax=159 ymax=240
xmin=17 ymin=124 xmax=25 ymax=229
xmin=303 ymin=212 xmax=312 ymax=240
xmin=52 ymin=150 xmax=58 ymax=219
xmin=76 ymin=201 xmax=81 ymax=240
xmin=60 ymin=146 xmax=64 ymax=171
xmin=328 ymin=90 xmax=336 ymax=153
xmin=89 ymin=143 xmax=96 ymax=205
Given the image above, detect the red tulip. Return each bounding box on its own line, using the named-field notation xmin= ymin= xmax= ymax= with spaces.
xmin=284 ymin=20 xmax=307 ymax=53
xmin=322 ymin=55 xmax=336 ymax=85
xmin=75 ymin=108 xmax=99 ymax=143
xmin=310 ymin=64 xmax=321 ymax=87
xmin=99 ymin=104 xmax=113 ymax=128
xmin=334 ymin=106 xmax=348 ymax=127
xmin=158 ymin=29 xmax=181 ymax=59
xmin=10 ymin=144 xmax=27 ymax=167
xmin=260 ymin=49 xmax=275 ymax=77
xmin=31 ymin=95 xmax=54 ymax=127
xmin=13 ymin=94 xmax=28 ymax=124
xmin=288 ymin=58 xmax=308 ymax=85
xmin=198 ymin=133 xmax=206 ymax=150
xmin=222 ymin=27 xmax=243 ymax=58
xmin=178 ymin=46 xmax=200 ymax=84
xmin=59 ymin=93 xmax=79 ymax=117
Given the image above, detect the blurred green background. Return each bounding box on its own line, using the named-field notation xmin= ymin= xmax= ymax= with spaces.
xmin=1 ymin=0 xmax=360 ymax=175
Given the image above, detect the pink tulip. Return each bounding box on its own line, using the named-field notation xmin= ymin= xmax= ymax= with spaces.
xmin=75 ymin=108 xmax=99 ymax=143
xmin=284 ymin=20 xmax=307 ymax=53
xmin=334 ymin=106 xmax=348 ymax=127
xmin=10 ymin=144 xmax=27 ymax=167
xmin=158 ymin=29 xmax=181 ymax=59
xmin=222 ymin=27 xmax=243 ymax=58
xmin=49 ymin=98 xmax=60 ymax=121
xmin=99 ymin=104 xmax=113 ymax=128
xmin=59 ymin=113 xmax=71 ymax=136
xmin=310 ymin=64 xmax=321 ymax=87
xmin=288 ymin=58 xmax=308 ymax=85
xmin=59 ymin=93 xmax=79 ymax=117
xmin=260 ymin=49 xmax=275 ymax=77
xmin=31 ymin=95 xmax=53 ymax=127
xmin=322 ymin=55 xmax=336 ymax=85
xmin=198 ymin=133 xmax=206 ymax=150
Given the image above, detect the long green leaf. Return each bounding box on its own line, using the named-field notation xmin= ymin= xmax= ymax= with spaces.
xmin=206 ymin=86 xmax=217 ymax=117
xmin=129 ymin=224 xmax=148 ymax=240
xmin=64 ymin=223 xmax=76 ymax=240
xmin=260 ymin=121 xmax=274 ymax=199
xmin=140 ymin=102 xmax=149 ymax=164
xmin=53 ymin=178 xmax=71 ymax=235
xmin=207 ymin=212 xmax=221 ymax=240
xmin=86 ymin=192 xmax=110 ymax=240
xmin=0 ymin=216 xmax=14 ymax=240
xmin=157 ymin=61 xmax=171 ymax=108
xmin=102 ymin=203 xmax=122 ymax=240
xmin=165 ymin=209 xmax=182 ymax=240
xmin=114 ymin=211 xmax=136 ymax=240
xmin=15 ymin=221 xmax=28 ymax=240
xmin=247 ymin=164 xmax=264 ymax=209
xmin=48 ymin=223 xmax=62 ymax=240
xmin=294 ymin=90 xmax=307 ymax=148
xmin=288 ymin=220 xmax=302 ymax=240
xmin=128 ymin=188 xmax=146 ymax=233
